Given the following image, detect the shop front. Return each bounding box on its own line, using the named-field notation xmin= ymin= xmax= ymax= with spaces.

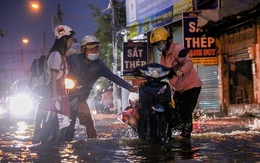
xmin=216 ymin=18 xmax=260 ymax=115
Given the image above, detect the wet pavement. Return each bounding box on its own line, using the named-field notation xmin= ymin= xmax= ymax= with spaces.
xmin=0 ymin=114 xmax=260 ymax=162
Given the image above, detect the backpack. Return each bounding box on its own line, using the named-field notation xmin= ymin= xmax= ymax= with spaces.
xmin=30 ymin=55 xmax=47 ymax=78
xmin=29 ymin=55 xmax=49 ymax=92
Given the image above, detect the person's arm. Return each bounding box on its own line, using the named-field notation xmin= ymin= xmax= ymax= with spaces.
xmin=177 ymin=55 xmax=193 ymax=75
xmin=173 ymin=44 xmax=193 ymax=76
xmin=100 ymin=63 xmax=136 ymax=92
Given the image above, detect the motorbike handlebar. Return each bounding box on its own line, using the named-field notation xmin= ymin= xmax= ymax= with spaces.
xmin=122 ymin=63 xmax=175 ymax=79
xmin=133 ymin=63 xmax=175 ymax=80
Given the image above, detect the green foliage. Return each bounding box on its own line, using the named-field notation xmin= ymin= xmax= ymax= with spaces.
xmin=87 ymin=0 xmax=126 ymax=70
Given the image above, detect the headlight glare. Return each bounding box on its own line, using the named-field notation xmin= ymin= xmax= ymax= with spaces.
xmin=9 ymin=94 xmax=33 ymax=116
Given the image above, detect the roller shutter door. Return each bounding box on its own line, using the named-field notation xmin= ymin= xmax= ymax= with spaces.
xmin=197 ymin=65 xmax=220 ymax=110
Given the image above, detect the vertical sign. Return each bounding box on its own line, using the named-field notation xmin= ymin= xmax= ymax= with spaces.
xmin=123 ymin=42 xmax=147 ymax=75
xmin=183 ymin=12 xmax=217 ymax=65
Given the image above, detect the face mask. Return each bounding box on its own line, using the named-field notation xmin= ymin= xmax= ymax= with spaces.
xmin=157 ymin=41 xmax=167 ymax=52
xmin=87 ymin=53 xmax=99 ymax=61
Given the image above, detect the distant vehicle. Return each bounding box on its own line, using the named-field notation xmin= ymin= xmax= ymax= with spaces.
xmin=1 ymin=79 xmax=39 ymax=121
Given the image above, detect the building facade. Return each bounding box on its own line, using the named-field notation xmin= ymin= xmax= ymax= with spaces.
xmin=204 ymin=2 xmax=260 ymax=116
xmin=125 ymin=0 xmax=260 ymax=116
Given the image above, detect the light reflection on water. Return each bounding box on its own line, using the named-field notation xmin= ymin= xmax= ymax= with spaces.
xmin=0 ymin=118 xmax=259 ymax=162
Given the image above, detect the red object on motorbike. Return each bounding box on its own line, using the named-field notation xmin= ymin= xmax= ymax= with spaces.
xmin=121 ymin=107 xmax=139 ymax=127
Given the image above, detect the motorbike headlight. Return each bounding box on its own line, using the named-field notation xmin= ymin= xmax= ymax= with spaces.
xmin=65 ymin=78 xmax=75 ymax=89
xmin=141 ymin=67 xmax=170 ymax=78
xmin=9 ymin=94 xmax=33 ymax=116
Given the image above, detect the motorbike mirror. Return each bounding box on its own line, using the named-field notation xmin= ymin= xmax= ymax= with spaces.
xmin=132 ymin=67 xmax=141 ymax=77
xmin=178 ymin=48 xmax=189 ymax=58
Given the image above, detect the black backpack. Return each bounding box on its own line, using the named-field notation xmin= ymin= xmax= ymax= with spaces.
xmin=29 ymin=54 xmax=50 ymax=90
xmin=30 ymin=55 xmax=47 ymax=78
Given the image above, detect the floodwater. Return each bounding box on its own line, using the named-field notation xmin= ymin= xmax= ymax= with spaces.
xmin=0 ymin=114 xmax=259 ymax=163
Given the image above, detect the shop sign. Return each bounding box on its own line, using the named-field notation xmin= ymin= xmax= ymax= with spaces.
xmin=123 ymin=42 xmax=148 ymax=76
xmin=183 ymin=11 xmax=217 ymax=65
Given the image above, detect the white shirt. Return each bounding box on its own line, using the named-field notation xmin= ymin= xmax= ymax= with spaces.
xmin=46 ymin=51 xmax=68 ymax=84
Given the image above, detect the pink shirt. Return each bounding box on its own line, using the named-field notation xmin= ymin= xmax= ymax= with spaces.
xmin=160 ymin=42 xmax=202 ymax=93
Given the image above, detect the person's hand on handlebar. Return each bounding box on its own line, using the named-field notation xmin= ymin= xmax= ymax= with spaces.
xmin=176 ymin=70 xmax=184 ymax=77
xmin=129 ymin=86 xmax=138 ymax=92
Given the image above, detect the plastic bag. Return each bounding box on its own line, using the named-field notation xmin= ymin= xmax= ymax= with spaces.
xmin=57 ymin=113 xmax=71 ymax=129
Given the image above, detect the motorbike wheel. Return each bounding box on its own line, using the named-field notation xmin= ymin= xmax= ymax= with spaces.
xmin=156 ymin=114 xmax=167 ymax=144
xmin=149 ymin=116 xmax=156 ymax=144
xmin=165 ymin=123 xmax=173 ymax=143
xmin=148 ymin=113 xmax=166 ymax=144
xmin=137 ymin=117 xmax=146 ymax=140
xmin=136 ymin=109 xmax=148 ymax=140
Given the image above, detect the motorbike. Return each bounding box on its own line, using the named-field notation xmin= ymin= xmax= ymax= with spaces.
xmin=102 ymin=103 xmax=117 ymax=114
xmin=32 ymin=78 xmax=77 ymax=143
xmin=121 ymin=49 xmax=188 ymax=144
xmin=133 ymin=63 xmax=176 ymax=144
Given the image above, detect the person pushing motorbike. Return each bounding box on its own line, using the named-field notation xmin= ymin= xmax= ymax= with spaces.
xmin=65 ymin=35 xmax=137 ymax=140
xmin=150 ymin=26 xmax=202 ymax=138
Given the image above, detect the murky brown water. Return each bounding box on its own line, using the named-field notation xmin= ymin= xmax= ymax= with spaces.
xmin=0 ymin=115 xmax=259 ymax=162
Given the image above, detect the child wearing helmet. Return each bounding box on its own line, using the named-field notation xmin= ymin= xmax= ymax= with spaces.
xmin=65 ymin=35 xmax=137 ymax=140
xmin=33 ymin=25 xmax=75 ymax=144
xmin=150 ymin=26 xmax=202 ymax=138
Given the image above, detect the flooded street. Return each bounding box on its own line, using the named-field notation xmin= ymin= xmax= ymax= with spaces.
xmin=0 ymin=114 xmax=260 ymax=162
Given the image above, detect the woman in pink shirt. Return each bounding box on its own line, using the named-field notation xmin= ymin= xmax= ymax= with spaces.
xmin=150 ymin=26 xmax=202 ymax=138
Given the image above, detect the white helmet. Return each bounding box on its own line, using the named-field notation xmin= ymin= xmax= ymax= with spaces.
xmin=80 ymin=35 xmax=100 ymax=49
xmin=53 ymin=25 xmax=75 ymax=39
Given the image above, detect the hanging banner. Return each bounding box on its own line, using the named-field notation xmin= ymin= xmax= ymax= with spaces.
xmin=183 ymin=11 xmax=217 ymax=65
xmin=123 ymin=42 xmax=148 ymax=80
xmin=126 ymin=0 xmax=192 ymax=40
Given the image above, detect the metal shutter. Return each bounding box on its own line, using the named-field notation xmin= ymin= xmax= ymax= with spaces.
xmin=197 ymin=65 xmax=220 ymax=110
xmin=172 ymin=27 xmax=183 ymax=44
